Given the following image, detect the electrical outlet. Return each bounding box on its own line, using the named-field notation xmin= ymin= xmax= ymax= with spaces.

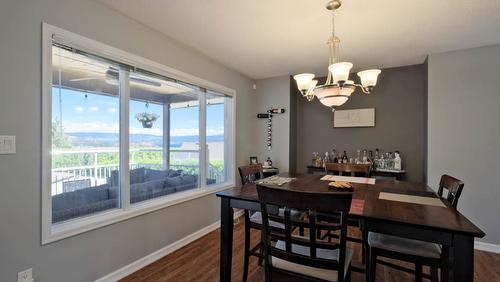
xmin=17 ymin=268 xmax=33 ymax=282
xmin=0 ymin=135 xmax=16 ymax=154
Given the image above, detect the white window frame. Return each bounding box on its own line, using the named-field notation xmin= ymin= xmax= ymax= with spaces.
xmin=41 ymin=23 xmax=236 ymax=244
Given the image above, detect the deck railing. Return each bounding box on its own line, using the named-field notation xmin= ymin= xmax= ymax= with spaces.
xmin=51 ymin=148 xmax=223 ymax=195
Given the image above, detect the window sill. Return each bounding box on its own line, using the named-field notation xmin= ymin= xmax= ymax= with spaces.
xmin=44 ymin=182 xmax=235 ymax=244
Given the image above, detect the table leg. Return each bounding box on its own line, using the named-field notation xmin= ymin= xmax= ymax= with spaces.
xmin=220 ymin=197 xmax=234 ymax=282
xmin=449 ymin=234 xmax=474 ymax=282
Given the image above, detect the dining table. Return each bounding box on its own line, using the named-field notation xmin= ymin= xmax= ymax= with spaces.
xmin=216 ymin=173 xmax=485 ymax=282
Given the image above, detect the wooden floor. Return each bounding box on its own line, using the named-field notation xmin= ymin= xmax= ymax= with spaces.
xmin=122 ymin=217 xmax=500 ymax=282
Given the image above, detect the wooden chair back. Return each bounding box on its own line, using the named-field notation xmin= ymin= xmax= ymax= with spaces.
xmin=256 ymin=184 xmax=352 ymax=281
xmin=437 ymin=174 xmax=464 ymax=208
xmin=238 ymin=164 xmax=264 ymax=185
xmin=325 ymin=163 xmax=371 ymax=177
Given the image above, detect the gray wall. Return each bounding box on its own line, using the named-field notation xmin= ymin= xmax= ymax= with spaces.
xmin=427 ymin=45 xmax=500 ymax=245
xmin=295 ymin=64 xmax=427 ymax=182
xmin=254 ymin=76 xmax=291 ymax=171
xmin=0 ymin=0 xmax=255 ymax=281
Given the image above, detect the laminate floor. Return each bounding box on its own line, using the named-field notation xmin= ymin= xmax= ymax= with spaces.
xmin=121 ymin=217 xmax=500 ymax=282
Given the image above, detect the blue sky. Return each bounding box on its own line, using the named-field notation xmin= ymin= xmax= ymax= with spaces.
xmin=52 ymin=87 xmax=224 ymax=136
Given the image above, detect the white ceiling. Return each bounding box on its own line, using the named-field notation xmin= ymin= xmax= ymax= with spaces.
xmin=98 ymin=0 xmax=500 ymax=79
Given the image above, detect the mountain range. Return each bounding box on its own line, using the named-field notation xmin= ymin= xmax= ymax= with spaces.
xmin=67 ymin=132 xmax=223 ymax=147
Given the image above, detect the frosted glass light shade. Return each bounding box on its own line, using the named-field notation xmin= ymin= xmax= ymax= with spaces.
xmin=315 ymin=86 xmax=339 ymax=99
xmin=319 ymin=96 xmax=349 ymax=107
xmin=357 ymin=69 xmax=381 ymax=87
xmin=328 ymin=62 xmax=353 ymax=83
xmin=308 ymin=80 xmax=318 ymax=92
xmin=340 ymin=86 xmax=355 ymax=96
xmin=293 ymin=73 xmax=315 ymax=92
xmin=315 ymin=85 xmax=354 ymax=98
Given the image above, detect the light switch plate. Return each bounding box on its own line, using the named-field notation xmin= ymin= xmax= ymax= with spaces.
xmin=0 ymin=135 xmax=16 ymax=154
xmin=18 ymin=268 xmax=33 ymax=282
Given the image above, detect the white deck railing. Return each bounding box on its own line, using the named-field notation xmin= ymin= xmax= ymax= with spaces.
xmin=51 ymin=148 xmax=223 ymax=195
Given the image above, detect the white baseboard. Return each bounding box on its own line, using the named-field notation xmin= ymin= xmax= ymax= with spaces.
xmin=95 ymin=210 xmax=244 ymax=282
xmin=475 ymin=241 xmax=500 ymax=254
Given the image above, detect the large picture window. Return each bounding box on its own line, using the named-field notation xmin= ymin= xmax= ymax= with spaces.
xmin=42 ymin=24 xmax=235 ymax=243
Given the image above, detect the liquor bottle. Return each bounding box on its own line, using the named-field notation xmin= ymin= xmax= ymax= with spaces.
xmin=331 ymin=149 xmax=338 ymax=163
xmin=323 ymin=152 xmax=329 ymax=168
xmin=379 ymin=151 xmax=385 ymax=169
xmin=386 ymin=152 xmax=393 ymax=170
xmin=374 ymin=148 xmax=380 ymax=169
xmin=362 ymin=149 xmax=368 ymax=164
xmin=342 ymin=151 xmax=348 ymax=164
xmin=394 ymin=151 xmax=402 ymax=170
xmin=337 ymin=152 xmax=342 ymax=163
xmin=355 ymin=149 xmax=361 ymax=164
xmin=368 ymin=150 xmax=373 ymax=165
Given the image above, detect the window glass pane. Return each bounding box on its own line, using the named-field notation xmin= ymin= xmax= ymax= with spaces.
xmin=51 ymin=44 xmax=120 ymax=223
xmin=129 ymin=70 xmax=200 ymax=204
xmin=169 ymin=92 xmax=200 ymax=191
xmin=206 ymin=91 xmax=228 ymax=185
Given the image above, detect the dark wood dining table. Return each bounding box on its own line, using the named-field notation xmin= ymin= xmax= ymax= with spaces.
xmin=216 ymin=173 xmax=485 ymax=282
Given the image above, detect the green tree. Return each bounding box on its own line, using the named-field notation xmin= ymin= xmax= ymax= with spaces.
xmin=52 ymin=119 xmax=72 ymax=148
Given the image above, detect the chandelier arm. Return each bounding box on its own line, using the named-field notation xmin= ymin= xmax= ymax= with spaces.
xmin=354 ymin=83 xmax=372 ymax=94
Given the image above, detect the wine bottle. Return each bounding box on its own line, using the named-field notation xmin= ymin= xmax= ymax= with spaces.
xmin=268 ymin=108 xmax=285 ymax=114
xmin=342 ymin=151 xmax=348 ymax=164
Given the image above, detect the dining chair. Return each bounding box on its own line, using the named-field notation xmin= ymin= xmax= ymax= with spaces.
xmin=322 ymin=162 xmax=371 ymax=265
xmin=257 ymin=183 xmax=354 ymax=282
xmin=366 ymin=174 xmax=465 ymax=282
xmin=238 ymin=164 xmax=304 ymax=282
xmin=437 ymin=174 xmax=464 ymax=208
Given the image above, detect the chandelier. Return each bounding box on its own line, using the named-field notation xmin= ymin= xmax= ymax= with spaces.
xmin=293 ymin=0 xmax=381 ymax=111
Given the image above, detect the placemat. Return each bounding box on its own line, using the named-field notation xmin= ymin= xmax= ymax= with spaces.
xmin=257 ymin=175 xmax=295 ymax=186
xmin=379 ymin=192 xmax=446 ymax=207
xmin=321 ymin=175 xmax=376 ymax=185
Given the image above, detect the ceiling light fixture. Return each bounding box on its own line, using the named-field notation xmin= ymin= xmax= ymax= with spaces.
xmin=293 ymin=0 xmax=381 ymax=111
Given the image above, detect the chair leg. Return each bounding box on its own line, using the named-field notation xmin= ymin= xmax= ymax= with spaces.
xmin=363 ymin=230 xmax=370 ymax=267
xmin=415 ymin=262 xmax=423 ymax=282
xmin=441 ymin=266 xmax=449 ymax=282
xmin=441 ymin=246 xmax=450 ymax=282
xmin=299 ymin=226 xmax=304 ymax=236
xmin=430 ymin=267 xmax=439 ymax=282
xmin=364 ymin=243 xmax=370 ymax=282
xmin=242 ymin=212 xmax=251 ymax=282
xmin=345 ymin=265 xmax=352 ymax=282
xmin=316 ymin=228 xmax=322 ymax=239
xmin=258 ymin=230 xmax=264 ymax=266
xmin=368 ymin=248 xmax=377 ymax=282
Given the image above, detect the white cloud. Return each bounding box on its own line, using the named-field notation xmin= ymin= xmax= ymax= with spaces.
xmin=75 ymin=106 xmax=84 ymax=113
xmin=63 ymin=121 xmax=119 ymax=133
xmin=107 ymin=107 xmax=117 ymax=113
xmin=90 ymin=106 xmax=99 ymax=112
xmin=170 ymin=128 xmax=199 ymax=136
xmin=207 ymin=126 xmax=224 ymax=136
xmin=130 ymin=127 xmax=163 ymax=136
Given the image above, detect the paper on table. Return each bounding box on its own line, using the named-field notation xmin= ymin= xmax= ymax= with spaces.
xmin=378 ymin=192 xmax=446 ymax=207
xmin=350 ymin=199 xmax=365 ymax=215
xmin=320 ymin=175 xmax=376 ymax=185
